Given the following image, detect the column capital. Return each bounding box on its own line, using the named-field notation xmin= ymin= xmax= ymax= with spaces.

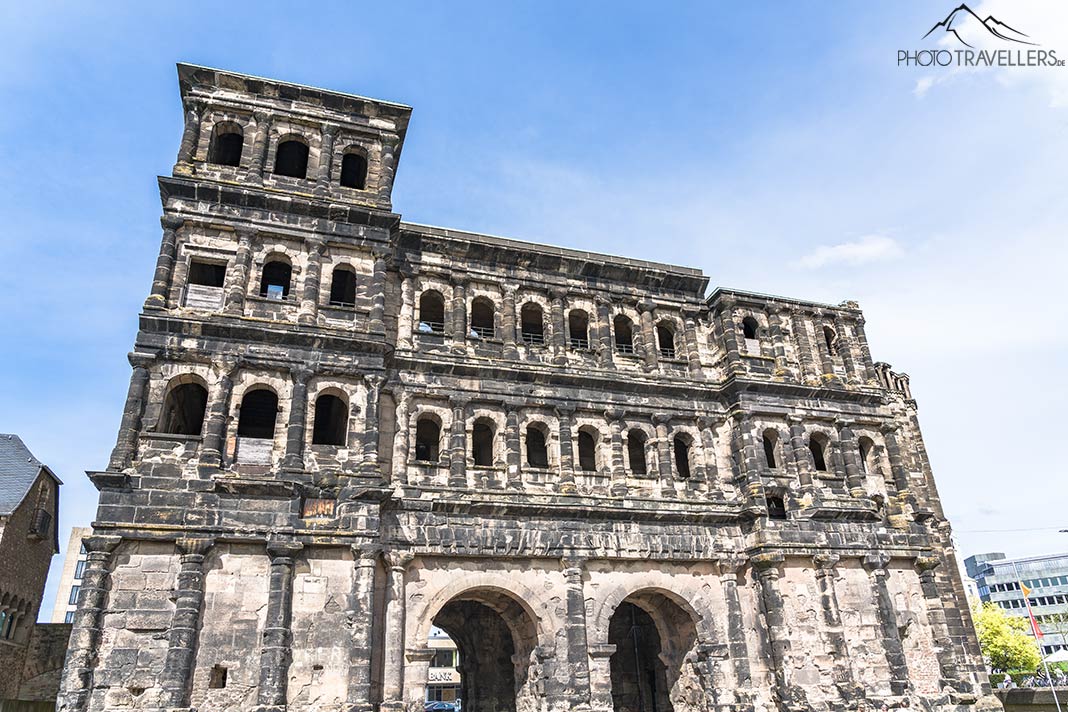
xmin=787 ymin=414 xmax=805 ymax=425
xmin=448 ymin=395 xmax=469 ymax=411
xmin=352 ymin=544 xmax=382 ymax=562
xmin=718 ymin=553 xmax=748 ymax=575
xmin=862 ymin=552 xmax=891 ymax=574
xmin=750 ymin=552 xmax=784 ymax=576
xmin=212 ymin=355 xmax=242 ymax=376
xmin=681 ymin=305 xmax=702 ymax=320
xmin=305 ymin=236 xmax=326 ymax=255
xmin=555 ymin=404 xmax=576 ymax=418
xmin=321 ymin=123 xmax=341 ymax=140
xmin=266 ymin=540 xmax=304 ymax=561
xmin=651 ymin=412 xmax=672 ymax=426
xmin=812 ymin=553 xmax=840 ymax=571
xmin=234 ymin=226 xmax=257 ymax=243
xmin=83 ymin=534 xmax=122 ymax=556
xmin=291 ymin=366 xmax=315 ymax=385
xmin=548 ymin=286 xmax=568 ymax=301
xmin=835 ymin=416 xmax=855 ymax=429
xmin=603 ymin=408 xmax=625 ymax=422
xmin=176 ymin=537 xmax=214 ymax=557
xmin=879 ymin=422 xmax=900 ymax=435
xmin=560 ymin=556 xmax=586 ymax=576
xmin=253 ymin=109 xmax=271 ymax=124
xmin=637 ymin=298 xmax=656 ymax=314
xmin=914 ymin=555 xmax=941 ymax=573
xmin=127 ymin=351 xmax=156 ymax=369
xmin=385 ymin=549 xmax=415 ymax=571
xmin=160 ymin=215 xmax=184 ymax=231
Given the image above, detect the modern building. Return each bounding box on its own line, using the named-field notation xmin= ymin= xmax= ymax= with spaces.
xmin=0 ymin=433 xmax=68 ymax=709
xmin=425 ymin=628 xmax=460 ymax=706
xmin=51 ymin=527 xmax=93 ymax=624
xmin=56 ymin=64 xmax=995 ymax=712
xmin=967 ymin=552 xmax=1068 ymax=655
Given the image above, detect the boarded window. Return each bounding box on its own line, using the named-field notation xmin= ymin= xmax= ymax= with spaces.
xmin=274 ymin=139 xmax=309 ymax=178
xmin=160 ymin=382 xmax=208 ymax=436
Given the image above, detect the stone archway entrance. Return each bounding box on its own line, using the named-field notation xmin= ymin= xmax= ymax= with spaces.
xmin=430 ymin=588 xmax=539 ymax=712
xmin=607 ymin=591 xmax=703 ymax=712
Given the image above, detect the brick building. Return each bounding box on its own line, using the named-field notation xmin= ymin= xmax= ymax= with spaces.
xmin=57 ymin=64 xmax=998 ymax=712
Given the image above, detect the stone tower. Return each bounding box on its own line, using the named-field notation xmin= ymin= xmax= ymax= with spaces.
xmin=58 ymin=64 xmax=997 ymax=712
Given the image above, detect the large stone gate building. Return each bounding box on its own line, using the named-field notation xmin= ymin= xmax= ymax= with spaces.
xmin=58 ymin=64 xmax=996 ymax=712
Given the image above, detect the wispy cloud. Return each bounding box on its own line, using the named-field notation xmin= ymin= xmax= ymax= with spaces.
xmin=798 ymin=235 xmax=904 ymax=270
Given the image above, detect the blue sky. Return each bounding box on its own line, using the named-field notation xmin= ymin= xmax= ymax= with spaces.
xmin=2 ymin=2 xmax=1066 ymax=619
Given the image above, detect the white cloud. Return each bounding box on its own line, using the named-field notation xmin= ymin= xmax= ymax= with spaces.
xmin=797 ymin=235 xmax=904 ymax=270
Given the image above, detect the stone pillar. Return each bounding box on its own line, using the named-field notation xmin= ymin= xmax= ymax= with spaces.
xmin=502 ymin=287 xmax=519 ymax=359
xmin=587 ymin=644 xmax=616 ymax=712
xmin=863 ymin=554 xmax=910 ymax=695
xmin=752 ymin=553 xmax=805 ymax=709
xmin=716 ymin=301 xmax=744 ymax=376
xmin=768 ymin=307 xmax=791 ymax=377
xmin=834 ymin=316 xmax=859 ymax=384
xmin=594 ymin=297 xmax=613 ymax=367
xmin=697 ymin=417 xmax=721 ymax=490
xmin=57 ymin=535 xmax=121 ymax=712
xmin=790 ymin=307 xmax=818 ymax=383
xmin=144 ymin=215 xmax=185 ymax=310
xmin=557 ymin=406 xmax=577 ymax=494
xmin=397 ymin=272 xmax=415 ymax=349
xmin=730 ymin=411 xmax=765 ymax=512
xmin=297 ymin=237 xmax=325 ymax=325
xmin=836 ymin=418 xmax=866 ymax=497
xmin=915 ymin=556 xmax=962 ymax=688
xmin=881 ymin=423 xmax=911 ymax=495
xmin=256 ymin=541 xmax=302 ymax=712
xmin=812 ymin=554 xmax=858 ymax=698
xmin=852 ymin=315 xmax=878 ymax=384
xmin=391 ymin=392 xmax=411 ymax=486
xmin=637 ymin=299 xmax=658 ymax=371
xmin=381 ymin=550 xmax=414 ymax=711
xmin=107 ymin=352 xmax=155 ymax=471
xmin=199 ymin=357 xmax=238 ymax=472
xmin=550 ymin=288 xmax=567 ymax=364
xmin=173 ymin=98 xmax=203 ymax=174
xmin=505 ymin=406 xmax=522 ymax=488
xmin=561 ymin=557 xmax=592 ymax=710
xmin=315 ymin=124 xmax=339 ymax=195
xmin=788 ymin=416 xmax=817 ymax=507
xmin=450 ymin=275 xmax=468 ymax=347
xmin=376 ymin=135 xmax=398 ymax=207
xmin=282 ymin=367 xmax=313 ymax=471
xmin=605 ymin=410 xmax=627 ymax=496
xmin=224 ymin=228 xmax=255 ymax=315
xmin=718 ymin=555 xmax=751 ymax=688
xmin=652 ymin=413 xmax=674 ymax=492
xmin=361 ymin=375 xmax=384 ymax=474
xmin=159 ymin=537 xmax=214 ymax=710
xmin=247 ymin=111 xmax=273 ymax=182
xmin=367 ymin=253 xmax=388 ymax=333
xmin=448 ymin=397 xmax=468 ymax=488
xmin=816 ymin=315 xmax=837 ymax=379
xmin=681 ymin=307 xmax=704 ymax=378
xmin=346 ymin=546 xmax=379 ymax=712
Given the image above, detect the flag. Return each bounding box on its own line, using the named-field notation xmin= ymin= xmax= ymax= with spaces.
xmin=1021 ymin=583 xmax=1044 ymax=638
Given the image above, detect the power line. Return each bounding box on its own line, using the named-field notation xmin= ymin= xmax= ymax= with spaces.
xmin=956 ymin=526 xmax=1066 ymax=534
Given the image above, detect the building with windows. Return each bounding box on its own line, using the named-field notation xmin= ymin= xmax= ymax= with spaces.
xmin=967 ymin=552 xmax=1068 ymax=655
xmin=51 ymin=527 xmax=93 ymax=624
xmin=426 ymin=628 xmax=461 ymax=706
xmin=56 ymin=64 xmax=996 ymax=712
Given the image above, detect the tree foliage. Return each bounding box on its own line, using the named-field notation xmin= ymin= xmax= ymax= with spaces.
xmin=972 ymin=599 xmax=1041 ymax=672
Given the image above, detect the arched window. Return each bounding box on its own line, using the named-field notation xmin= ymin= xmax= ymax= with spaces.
xmin=208 ymin=125 xmax=243 ymax=166
xmin=160 ymin=382 xmax=208 ymax=436
xmin=237 ymin=388 xmax=278 ymax=439
xmin=656 ymin=322 xmax=676 ymax=359
xmin=415 ymin=417 xmax=441 ymax=462
xmin=521 ymin=303 xmax=545 ymax=346
xmin=614 ymin=315 xmax=635 ymax=354
xmin=568 ymin=310 xmax=590 ymax=349
xmin=274 ymin=138 xmax=309 ymax=178
xmin=328 ymin=266 xmax=357 ymax=307
xmin=312 ymin=394 xmax=348 ymax=446
xmin=259 ymin=259 xmax=292 ymax=300
xmin=418 ymin=290 xmax=446 ymax=333
xmin=742 ymin=316 xmax=759 ymax=340
xmin=340 ymin=151 xmax=368 ymax=189
xmin=673 ymin=435 xmax=692 ymax=478
xmin=470 ymin=297 xmax=495 ymax=339
xmin=578 ymin=430 xmax=597 ymax=472
xmin=762 ymin=429 xmax=779 ymax=469
xmin=823 ymin=326 xmax=837 ymax=353
xmin=526 ymin=424 xmax=549 ymax=467
xmin=809 ymin=433 xmax=830 ymax=472
xmin=472 ymin=420 xmax=495 ymax=467
xmin=627 ymin=429 xmax=647 ymax=475
xmin=858 ymin=436 xmax=876 ymax=474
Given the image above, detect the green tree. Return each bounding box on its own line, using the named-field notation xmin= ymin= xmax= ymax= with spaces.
xmin=972 ymin=599 xmax=1041 ymax=672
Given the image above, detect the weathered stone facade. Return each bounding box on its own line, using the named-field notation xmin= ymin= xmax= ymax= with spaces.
xmin=59 ymin=64 xmax=996 ymax=712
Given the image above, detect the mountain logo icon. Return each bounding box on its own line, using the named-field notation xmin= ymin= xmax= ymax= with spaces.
xmin=923 ymin=4 xmax=1036 ymax=48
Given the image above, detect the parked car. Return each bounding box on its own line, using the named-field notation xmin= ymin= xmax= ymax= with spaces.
xmin=424 ymin=703 xmax=456 ymax=712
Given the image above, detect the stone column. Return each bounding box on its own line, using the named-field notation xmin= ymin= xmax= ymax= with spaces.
xmin=718 ymin=555 xmax=751 ymax=688
xmin=681 ymin=307 xmax=704 ymax=378
xmin=816 ymin=314 xmax=837 ymax=379
xmin=790 ymin=307 xmax=818 ymax=383
xmin=637 ymin=299 xmax=658 ymax=371
xmin=652 ymin=413 xmax=674 ymax=492
xmin=367 ymin=253 xmax=388 ymax=333
xmin=834 ymin=316 xmax=859 ymax=384
xmin=450 ymin=276 xmax=467 ymax=348
xmin=107 ymin=352 xmax=155 ymax=471
xmin=297 ymin=237 xmax=325 ymax=326
xmin=173 ymin=98 xmax=204 ymax=174
xmin=788 ymin=416 xmax=818 ymax=506
xmin=224 ymin=228 xmax=255 ymax=315
xmin=715 ymin=301 xmax=744 ymax=376
xmin=199 ymin=357 xmax=238 ymax=473
xmin=914 ymin=556 xmax=962 ymax=688
xmin=346 ymin=546 xmax=379 ymax=712
xmin=376 ymin=135 xmax=398 ymax=207
xmin=282 ymin=367 xmax=313 ymax=471
xmin=881 ymin=423 xmax=911 ymax=495
xmin=730 ymin=411 xmax=765 ymax=512
xmin=397 ymin=272 xmax=415 ymax=349
xmin=381 ymin=550 xmax=414 ymax=711
xmin=752 ymin=553 xmax=804 ymax=709
xmin=501 ymin=286 xmax=519 ymax=359
xmin=448 ymin=397 xmax=468 ymax=488
xmin=863 ymin=554 xmax=910 ymax=695
xmin=697 ymin=417 xmax=721 ymax=491
xmin=159 ymin=538 xmax=215 ymax=710
xmin=594 ymin=297 xmax=613 ymax=367
xmin=557 ymin=405 xmax=577 ymax=494
xmin=768 ymin=307 xmax=791 ymax=377
xmin=550 ymin=288 xmax=567 ymax=364
xmin=315 ymin=124 xmax=339 ymax=195
xmin=505 ymin=406 xmax=522 ymax=488
xmin=256 ymin=541 xmax=303 ymax=712
xmin=836 ymin=418 xmax=866 ymax=497
xmin=144 ymin=215 xmax=185 ymax=310
xmin=392 ymin=392 xmax=411 ymax=486
xmin=247 ymin=111 xmax=273 ymax=183
xmin=812 ymin=554 xmax=858 ymax=698
xmin=605 ymin=410 xmax=627 ymax=496
xmin=561 ymin=557 xmax=592 ymax=710
xmin=57 ymin=535 xmax=121 ymax=712
xmin=852 ymin=315 xmax=878 ymax=384
xmin=361 ymin=375 xmax=384 ymax=474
